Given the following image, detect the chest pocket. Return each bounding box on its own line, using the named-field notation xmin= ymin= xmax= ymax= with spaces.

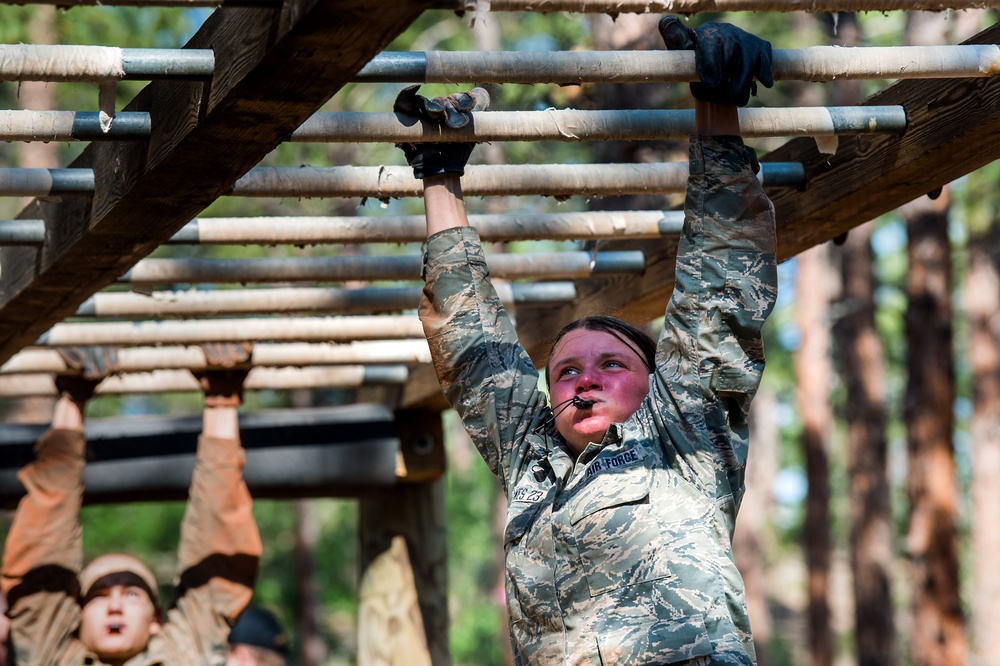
xmin=567 ymin=462 xmax=673 ymax=597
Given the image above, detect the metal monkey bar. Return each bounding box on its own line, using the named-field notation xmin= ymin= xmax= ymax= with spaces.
xmin=228 ymin=163 xmax=805 ymax=199
xmin=72 ymin=284 xmax=578 ymax=318
xmin=117 ymin=251 xmax=646 ymax=286
xmin=2 ymin=0 xmax=994 ymax=12
xmin=0 ymin=105 xmax=904 ymax=144
xmin=357 ymin=47 xmax=1000 ymax=84
xmin=0 ymin=163 xmax=803 ymax=197
xmin=35 ymin=316 xmax=426 ymax=346
xmin=291 ymin=107 xmax=906 ymax=143
xmin=0 ymin=43 xmax=993 ymax=87
xmin=0 ymin=366 xmax=410 ymax=398
xmin=1 ymin=340 xmax=433 ymax=374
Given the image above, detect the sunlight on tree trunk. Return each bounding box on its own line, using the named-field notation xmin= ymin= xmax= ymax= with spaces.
xmin=825 ymin=12 xmax=896 ymax=666
xmin=963 ymin=224 xmax=1000 ymax=666
xmin=902 ymin=188 xmax=966 ymax=666
xmin=295 ymin=499 xmax=328 ymax=666
xmin=794 ymin=242 xmax=835 ymax=666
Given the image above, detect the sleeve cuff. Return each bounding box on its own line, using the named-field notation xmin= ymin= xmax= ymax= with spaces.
xmin=689 ymin=134 xmax=757 ymax=179
xmin=423 ymin=226 xmax=486 ymax=280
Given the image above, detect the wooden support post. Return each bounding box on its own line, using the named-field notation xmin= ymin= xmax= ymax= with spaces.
xmin=360 ymin=411 xmax=448 ymax=665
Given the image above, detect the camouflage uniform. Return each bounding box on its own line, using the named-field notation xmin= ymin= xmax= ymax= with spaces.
xmin=1 ymin=428 xmax=262 ymax=665
xmin=420 ymin=135 xmax=777 ymax=665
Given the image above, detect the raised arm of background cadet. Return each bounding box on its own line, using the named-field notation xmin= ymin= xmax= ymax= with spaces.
xmin=1 ymin=395 xmax=88 ymax=666
xmin=159 ymin=400 xmax=262 ymax=657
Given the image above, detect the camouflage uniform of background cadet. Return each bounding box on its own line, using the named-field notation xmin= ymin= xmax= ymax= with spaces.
xmin=420 ymin=133 xmax=777 ymax=665
xmin=1 ymin=426 xmax=261 ymax=665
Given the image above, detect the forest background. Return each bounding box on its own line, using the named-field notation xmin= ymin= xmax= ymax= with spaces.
xmin=0 ymin=4 xmax=997 ymax=666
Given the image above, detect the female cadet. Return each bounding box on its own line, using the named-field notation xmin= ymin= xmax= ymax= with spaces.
xmin=399 ymin=18 xmax=778 ymax=665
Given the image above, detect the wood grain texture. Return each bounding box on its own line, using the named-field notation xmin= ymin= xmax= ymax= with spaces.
xmin=0 ymin=0 xmax=430 ymax=364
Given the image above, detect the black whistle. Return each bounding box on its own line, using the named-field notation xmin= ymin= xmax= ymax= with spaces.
xmin=572 ymin=397 xmax=594 ymax=409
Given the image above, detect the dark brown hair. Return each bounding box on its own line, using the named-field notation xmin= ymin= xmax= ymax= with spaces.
xmin=545 ymin=315 xmax=656 ymax=388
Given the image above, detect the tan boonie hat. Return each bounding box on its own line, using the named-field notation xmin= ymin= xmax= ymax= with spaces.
xmin=79 ymin=553 xmax=159 ymax=606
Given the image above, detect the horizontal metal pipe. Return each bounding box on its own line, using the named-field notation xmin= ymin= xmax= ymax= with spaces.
xmin=0 ymin=219 xmax=44 ymax=245
xmin=0 ymin=45 xmax=213 ymax=82
xmin=35 ymin=316 xmax=425 ymax=346
xmin=75 ymin=283 xmax=577 ymax=318
xmin=0 ymin=168 xmax=93 ymax=195
xmin=0 ymin=163 xmax=801 ymax=199
xmin=170 ymin=211 xmax=684 ymax=244
xmin=2 ymin=212 xmax=683 ymax=248
xmin=230 ymin=163 xmax=803 ymax=199
xmin=2 ymin=340 xmax=432 ymax=374
xmin=291 ymin=106 xmax=905 ymax=143
xmin=0 ymin=365 xmax=408 ymax=398
xmin=0 ymin=111 xmax=150 ymax=142
xmin=119 ymin=251 xmax=645 ymax=285
xmin=357 ymin=45 xmax=1000 ymax=83
xmin=121 ymin=49 xmax=215 ymax=80
xmin=434 ymin=0 xmax=1000 ymax=13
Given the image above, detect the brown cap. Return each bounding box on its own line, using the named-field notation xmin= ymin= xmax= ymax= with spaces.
xmin=79 ymin=553 xmax=159 ymax=606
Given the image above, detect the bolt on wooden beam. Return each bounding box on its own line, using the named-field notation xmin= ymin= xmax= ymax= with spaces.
xmin=2 ymin=340 xmax=432 ymax=374
xmin=0 ymin=365 xmax=409 ymax=398
xmin=118 ymin=251 xmax=645 ymax=286
xmin=291 ymin=106 xmax=906 ymax=143
xmin=75 ymin=283 xmax=577 ymax=318
xmin=230 ymin=163 xmax=804 ymax=199
xmin=35 ymin=316 xmax=425 ymax=346
xmin=357 ymin=47 xmax=1000 ymax=83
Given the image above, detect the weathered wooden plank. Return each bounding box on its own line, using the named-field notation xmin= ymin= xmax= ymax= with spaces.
xmin=0 ymin=0 xmax=430 ymax=365
xmin=401 ymin=21 xmax=1000 ymax=410
xmin=0 ymin=404 xmax=402 ymax=506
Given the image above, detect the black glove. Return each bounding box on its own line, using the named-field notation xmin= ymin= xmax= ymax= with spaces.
xmin=393 ymin=85 xmax=483 ymax=179
xmin=54 ymin=374 xmax=102 ymax=404
xmin=659 ymin=16 xmax=773 ymax=107
xmin=193 ymin=342 xmax=253 ymax=407
xmin=54 ymin=346 xmax=120 ymax=403
xmin=57 ymin=345 xmax=119 ymax=380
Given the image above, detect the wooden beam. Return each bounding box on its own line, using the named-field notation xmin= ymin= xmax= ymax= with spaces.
xmin=0 ymin=0 xmax=430 ymax=366
xmin=0 ymin=404 xmax=402 ymax=507
xmin=401 ymin=21 xmax=1000 ymax=411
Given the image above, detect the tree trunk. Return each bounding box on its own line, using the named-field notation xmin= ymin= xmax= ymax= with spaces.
xmin=963 ymin=222 xmax=1000 ymax=666
xmin=901 ymin=12 xmax=967 ymax=666
xmin=832 ymin=220 xmax=896 ymax=666
xmin=295 ymin=500 xmax=328 ymax=666
xmin=794 ymin=242 xmax=835 ymax=666
xmin=902 ymin=189 xmax=966 ymax=666
xmin=825 ymin=13 xmax=896 ymax=666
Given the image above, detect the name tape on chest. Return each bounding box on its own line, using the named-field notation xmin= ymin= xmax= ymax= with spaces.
xmin=511 ymin=486 xmax=546 ymax=503
xmin=584 ymin=447 xmax=645 ymax=478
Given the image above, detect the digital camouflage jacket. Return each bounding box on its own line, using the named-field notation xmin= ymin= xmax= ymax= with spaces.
xmin=420 ymin=135 xmax=777 ymax=666
xmin=1 ymin=429 xmax=262 ymax=666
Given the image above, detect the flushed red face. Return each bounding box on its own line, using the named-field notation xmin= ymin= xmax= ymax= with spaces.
xmin=79 ymin=583 xmax=160 ymax=665
xmin=548 ymin=328 xmax=651 ymax=456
